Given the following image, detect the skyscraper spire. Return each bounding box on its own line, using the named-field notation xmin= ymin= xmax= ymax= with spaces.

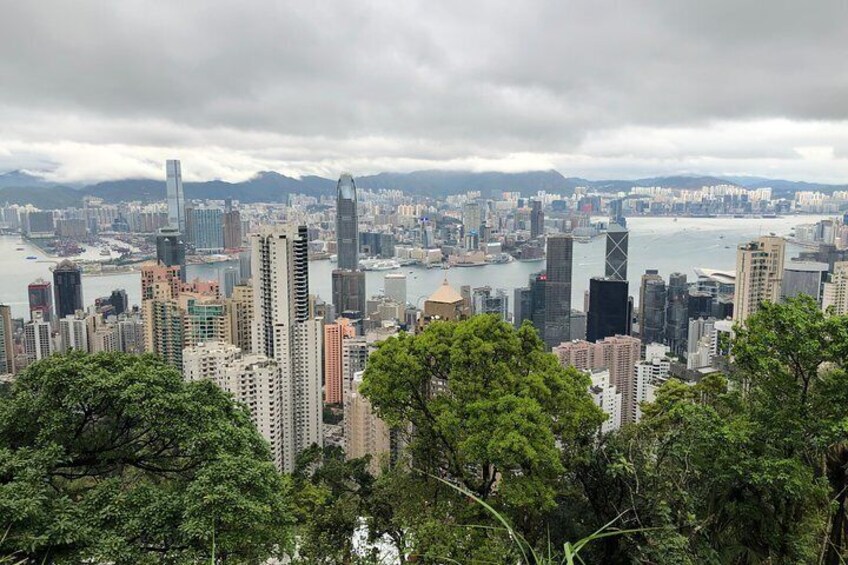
xmin=166 ymin=159 xmax=185 ymax=234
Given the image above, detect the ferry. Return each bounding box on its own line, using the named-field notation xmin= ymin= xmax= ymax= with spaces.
xmin=359 ymin=258 xmax=401 ymax=271
xmin=25 ymin=256 xmax=37 ymax=260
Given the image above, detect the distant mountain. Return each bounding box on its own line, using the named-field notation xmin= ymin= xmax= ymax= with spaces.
xmin=354 ymin=169 xmax=572 ymax=196
xmin=0 ymin=170 xmax=55 ymax=189
xmin=721 ymin=176 xmax=848 ymax=197
xmin=0 ymin=185 xmax=81 ymax=209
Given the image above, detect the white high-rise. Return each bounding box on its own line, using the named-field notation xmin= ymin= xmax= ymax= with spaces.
xmin=24 ymin=311 xmax=52 ymax=364
xmin=823 ymin=261 xmax=848 ymax=315
xmin=251 ymin=226 xmax=323 ymax=472
xmin=733 ymin=236 xmax=785 ymax=322
xmin=166 ymin=159 xmax=185 ymax=234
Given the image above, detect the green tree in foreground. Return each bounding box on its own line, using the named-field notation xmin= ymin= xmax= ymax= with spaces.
xmin=360 ymin=315 xmax=605 ymax=560
xmin=0 ymin=352 xmax=292 ymax=564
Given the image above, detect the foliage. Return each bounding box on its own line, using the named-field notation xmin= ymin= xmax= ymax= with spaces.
xmin=0 ymin=352 xmax=292 ymax=564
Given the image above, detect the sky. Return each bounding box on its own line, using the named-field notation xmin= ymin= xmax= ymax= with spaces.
xmin=1 ymin=1 xmax=848 ymax=184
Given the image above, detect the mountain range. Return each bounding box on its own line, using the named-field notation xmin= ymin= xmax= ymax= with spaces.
xmin=0 ymin=169 xmax=845 ymax=209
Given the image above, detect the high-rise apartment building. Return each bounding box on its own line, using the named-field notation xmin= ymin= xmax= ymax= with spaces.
xmin=24 ymin=311 xmax=52 ymax=364
xmin=166 ymin=159 xmax=186 ymax=234
xmin=665 ymin=273 xmax=689 ymax=356
xmin=324 ymin=317 xmax=356 ymax=405
xmin=543 ymin=235 xmax=572 ymax=348
xmin=586 ymin=277 xmax=630 ymax=342
xmin=604 ymin=223 xmax=628 ymax=281
xmin=141 ymin=261 xmax=183 ymax=301
xmin=27 ymin=278 xmax=53 ymax=323
xmin=336 ymin=173 xmax=359 ymax=271
xmin=0 ymin=305 xmax=16 ymax=375
xmin=639 ymin=270 xmax=666 ymax=345
xmin=251 ymin=227 xmax=323 ymax=472
xmin=59 ymin=312 xmax=92 ymax=353
xmin=346 ymin=370 xmax=392 ymax=474
xmin=227 ymin=284 xmax=254 ymax=354
xmin=734 ymin=236 xmax=786 ymax=322
xmin=53 ymin=260 xmax=83 ymax=319
xmin=823 ymin=261 xmax=848 ymax=315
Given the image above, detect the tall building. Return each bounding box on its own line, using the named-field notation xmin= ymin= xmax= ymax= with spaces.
xmin=227 ymin=284 xmax=254 ymax=354
xmin=633 ymin=352 xmax=671 ymax=422
xmin=0 ymin=305 xmax=16 ymax=375
xmin=59 ymin=312 xmax=93 ymax=353
xmin=24 ymin=311 xmax=52 ymax=364
xmin=346 ymin=370 xmax=392 ymax=474
xmin=27 ymin=278 xmax=53 ymax=323
xmin=332 ymin=270 xmax=366 ymax=318
xmin=588 ymin=370 xmax=622 ymax=434
xmin=189 ymin=207 xmax=224 ymax=253
xmin=665 ymin=273 xmax=689 ymax=356
xmin=166 ymin=159 xmax=185 ymax=234
xmin=604 ymin=223 xmax=628 ymax=281
xmin=324 ymin=318 xmax=356 ymax=405
xmin=53 ymin=260 xmax=83 ymax=319
xmin=734 ymin=236 xmax=786 ymax=322
xmin=251 ymin=227 xmax=323 ymax=472
xmin=141 ymin=261 xmax=182 ymax=301
xmin=639 ymin=270 xmax=666 ymax=345
xmin=222 ymin=201 xmax=242 ymax=249
xmin=336 ymin=173 xmax=359 ymax=271
xmin=781 ymin=261 xmax=828 ymax=302
xmin=586 ymin=277 xmax=630 ymax=342
xmin=156 ymin=226 xmax=186 ymax=282
xmin=530 ymin=200 xmax=544 ymax=239
xmin=543 ymin=235 xmax=572 ymax=348
xmin=471 ymin=287 xmax=509 ymax=321
xmin=822 ymin=261 xmax=848 ymax=315
xmin=462 ymin=201 xmax=483 ymax=237
xmin=598 ymin=335 xmax=641 ymax=425
xmin=384 ymin=273 xmax=407 ymax=305
xmin=513 ymin=286 xmax=533 ymax=328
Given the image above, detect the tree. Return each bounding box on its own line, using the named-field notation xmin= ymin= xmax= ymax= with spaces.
xmin=360 ymin=316 xmax=604 ymax=556
xmin=0 ymin=352 xmax=292 ymax=564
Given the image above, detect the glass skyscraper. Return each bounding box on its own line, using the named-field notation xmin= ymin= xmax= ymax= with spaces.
xmin=166 ymin=159 xmax=185 ymax=234
xmin=605 ymin=223 xmax=629 ymax=281
xmin=53 ymin=260 xmax=83 ymax=319
xmin=335 ymin=173 xmax=359 ymax=271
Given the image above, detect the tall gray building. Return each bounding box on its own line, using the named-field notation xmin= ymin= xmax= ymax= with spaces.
xmin=332 ymin=270 xmax=366 ymax=319
xmin=336 ymin=173 xmax=359 ymax=271
xmin=166 ymin=159 xmax=185 ymax=234
xmin=665 ymin=272 xmax=688 ymax=356
xmin=605 ymin=223 xmax=628 ymax=281
xmin=543 ymin=235 xmax=572 ymax=348
xmin=639 ymin=270 xmax=666 ymax=345
xmin=530 ymin=200 xmax=544 ymax=239
xmin=156 ymin=226 xmax=186 ymax=282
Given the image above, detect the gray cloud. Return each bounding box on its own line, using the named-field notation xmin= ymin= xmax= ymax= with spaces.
xmin=0 ymin=0 xmax=847 ymax=182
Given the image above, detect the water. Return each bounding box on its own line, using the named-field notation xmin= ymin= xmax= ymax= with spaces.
xmin=0 ymin=215 xmax=828 ymax=319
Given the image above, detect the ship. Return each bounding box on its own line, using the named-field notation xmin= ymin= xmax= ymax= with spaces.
xmin=359 ymin=259 xmax=401 ymax=271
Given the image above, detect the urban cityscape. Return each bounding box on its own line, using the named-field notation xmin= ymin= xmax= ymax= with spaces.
xmin=2 ymin=1 xmax=848 ymax=563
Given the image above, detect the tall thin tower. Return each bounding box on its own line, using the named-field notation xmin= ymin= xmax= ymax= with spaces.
xmin=605 ymin=223 xmax=628 ymax=281
xmin=543 ymin=234 xmax=573 ymax=348
xmin=335 ymin=173 xmax=359 ymax=271
xmin=166 ymin=159 xmax=185 ymax=234
xmin=251 ymin=226 xmax=323 ymax=472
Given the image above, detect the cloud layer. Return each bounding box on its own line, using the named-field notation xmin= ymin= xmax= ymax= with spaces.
xmin=1 ymin=1 xmax=848 ymax=183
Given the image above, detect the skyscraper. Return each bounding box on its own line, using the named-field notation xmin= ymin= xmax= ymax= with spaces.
xmin=605 ymin=223 xmax=628 ymax=281
xmin=24 ymin=311 xmax=52 ymax=364
xmin=543 ymin=235 xmax=572 ymax=348
xmin=251 ymin=226 xmax=323 ymax=472
xmin=530 ymin=200 xmax=544 ymax=239
xmin=166 ymin=159 xmax=185 ymax=234
xmin=27 ymin=278 xmax=53 ymax=323
xmin=324 ymin=318 xmax=356 ymax=405
xmin=189 ymin=207 xmax=224 ymax=253
xmin=734 ymin=236 xmax=786 ymax=322
xmin=665 ymin=273 xmax=689 ymax=356
xmin=823 ymin=261 xmax=848 ymax=315
xmin=0 ymin=305 xmax=16 ymax=375
xmin=336 ymin=173 xmax=359 ymax=271
xmin=586 ymin=277 xmax=631 ymax=342
xmin=639 ymin=270 xmax=666 ymax=345
xmin=222 ymin=199 xmax=242 ymax=249
xmin=156 ymin=226 xmax=186 ymax=282
xmin=332 ymin=270 xmax=366 ymax=318
xmin=384 ymin=273 xmax=407 ymax=305
xmin=53 ymin=260 xmax=83 ymax=319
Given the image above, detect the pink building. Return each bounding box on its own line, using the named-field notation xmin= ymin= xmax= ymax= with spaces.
xmin=324 ymin=318 xmax=356 ymax=405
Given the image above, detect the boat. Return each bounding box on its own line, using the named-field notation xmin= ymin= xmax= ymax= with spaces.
xmin=359 ymin=258 xmax=401 ymax=271
xmin=25 ymin=256 xmax=37 ymax=260
xmin=15 ymin=247 xmax=24 ymax=251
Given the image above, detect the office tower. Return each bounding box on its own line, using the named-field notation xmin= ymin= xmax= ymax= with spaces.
xmin=513 ymin=286 xmax=532 ymax=328
xmin=336 ymin=173 xmax=359 ymax=271
xmin=189 ymin=207 xmax=224 ymax=253
xmin=183 ymin=342 xmax=286 ymax=469
xmin=332 ymin=270 xmax=366 ymax=318
xmin=222 ymin=267 xmax=239 ymax=299
xmin=822 ymin=261 xmax=848 ymax=315
xmin=53 ymin=260 xmax=83 ymax=319
xmin=384 ymin=273 xmax=407 ymax=305
xmin=222 ymin=203 xmax=242 ymax=249
xmin=462 ymin=201 xmax=483 ymax=236
xmin=570 ymin=310 xmax=587 ymax=341
xmin=609 ymin=198 xmax=626 ymax=227
xmin=423 ymin=280 xmax=469 ymax=322
xmin=346 ymin=370 xmax=392 ymax=474
xmin=227 ymin=284 xmax=254 ymax=354
xmin=0 ymin=305 xmax=15 ymax=375
xmin=665 ymin=273 xmax=688 ymax=356
xmin=530 ymin=200 xmax=544 ymax=239
xmin=586 ymin=277 xmax=630 ymax=342
xmin=108 ymin=289 xmax=128 ymax=316
xmin=24 ymin=311 xmax=52 ymax=364
xmin=543 ymin=235 xmax=572 ymax=348
xmin=529 ymin=272 xmax=547 ymax=337
xmin=734 ymin=236 xmax=786 ymax=322
xmin=28 ymin=278 xmax=54 ymax=323
xmin=238 ymin=249 xmax=252 ymax=283
xmin=251 ymin=227 xmax=323 ymax=472
xmin=604 ymin=223 xmax=629 ymax=281
xmin=324 ymin=318 xmax=356 ymax=405
xmin=156 ymin=226 xmax=186 ymax=282
xmin=166 ymin=159 xmax=185 ymax=233
xmin=639 ymin=270 xmax=666 ymax=345
xmin=688 ymin=291 xmax=714 ymax=320
xmin=781 ymin=261 xmax=828 ymax=302
xmin=59 ymin=312 xmax=92 ymax=353
xmin=471 ymin=287 xmax=509 ymax=321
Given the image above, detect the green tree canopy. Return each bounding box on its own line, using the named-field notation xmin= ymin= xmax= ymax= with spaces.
xmin=0 ymin=351 xmax=292 ymax=564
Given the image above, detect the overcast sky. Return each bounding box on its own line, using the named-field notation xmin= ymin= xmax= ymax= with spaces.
xmin=1 ymin=1 xmax=848 ymax=183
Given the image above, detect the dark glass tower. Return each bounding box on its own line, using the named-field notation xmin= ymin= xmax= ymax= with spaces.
xmin=156 ymin=226 xmax=186 ymax=282
xmin=53 ymin=260 xmax=83 ymax=319
xmin=665 ymin=273 xmax=689 ymax=356
xmin=587 ymin=277 xmax=631 ymax=342
xmin=543 ymin=235 xmax=572 ymax=348
xmin=530 ymin=200 xmax=544 ymax=239
xmin=336 ymin=173 xmax=359 ymax=271
xmin=529 ymin=271 xmax=547 ymax=338
xmin=605 ymin=223 xmax=628 ymax=281
xmin=28 ymin=279 xmax=53 ymax=323
xmin=332 ymin=269 xmax=366 ymax=320
xmin=639 ymin=270 xmax=667 ymax=345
